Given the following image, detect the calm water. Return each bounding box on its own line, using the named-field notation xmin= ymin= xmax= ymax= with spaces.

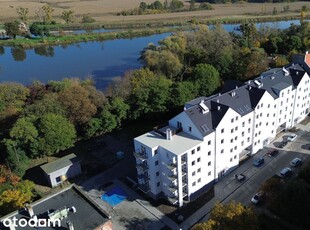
xmin=0 ymin=20 xmax=304 ymax=90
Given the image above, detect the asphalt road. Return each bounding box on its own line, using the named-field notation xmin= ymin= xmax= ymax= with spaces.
xmin=200 ymin=129 xmax=310 ymax=222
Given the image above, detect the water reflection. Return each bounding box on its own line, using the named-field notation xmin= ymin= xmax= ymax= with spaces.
xmin=34 ymin=46 xmax=54 ymax=57
xmin=11 ymin=48 xmax=26 ymax=61
xmin=0 ymin=46 xmax=4 ymax=55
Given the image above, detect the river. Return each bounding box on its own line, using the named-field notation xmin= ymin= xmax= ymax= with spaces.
xmin=0 ymin=19 xmax=304 ymax=90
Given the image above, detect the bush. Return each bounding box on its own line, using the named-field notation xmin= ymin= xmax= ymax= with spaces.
xmin=81 ymin=14 xmax=96 ymax=23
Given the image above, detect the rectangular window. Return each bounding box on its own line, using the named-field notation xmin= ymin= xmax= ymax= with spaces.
xmin=192 ymin=182 xmax=196 ymax=187
xmin=231 ymin=118 xmax=234 ymax=123
xmin=197 ymin=157 xmax=201 ymax=163
xmin=248 ymin=128 xmax=251 ymax=133
xmin=242 ymin=122 xmax=245 ymax=127
xmin=221 ymin=149 xmax=224 ymax=154
xmin=192 ymin=161 xmax=195 ymax=166
xmin=241 ymin=141 xmax=244 ymax=146
xmin=197 ymin=146 xmax=201 ymax=152
xmin=231 ymin=129 xmax=234 ymax=133
xmin=230 ymin=158 xmax=232 ymax=162
xmin=189 ymin=126 xmax=192 ymax=132
xmin=208 ymin=171 xmax=211 ymax=176
xmin=191 ymin=149 xmax=195 ymax=155
xmin=230 ymin=139 xmax=233 ymax=143
xmin=208 ymin=140 xmax=211 ymax=145
xmin=156 ymin=171 xmax=159 ymax=176
xmin=230 ymin=148 xmax=233 ymax=153
xmin=221 ymin=139 xmax=224 ymax=144
xmin=198 ymin=168 xmax=201 ymax=173
xmin=155 ymin=160 xmax=159 ymax=166
xmin=221 ymin=128 xmax=224 ymax=133
xmin=235 ymin=126 xmax=238 ymax=131
xmin=242 ymin=131 xmax=244 ymax=137
xmin=234 ymin=136 xmax=237 ymax=140
xmin=56 ymin=176 xmax=61 ymax=183
xmin=248 ymin=118 xmax=251 ymax=123
xmin=208 ymin=151 xmax=211 ymax=156
xmin=208 ymin=161 xmax=211 ymax=166
xmin=192 ymin=171 xmax=196 ymax=176
xmin=234 ymin=155 xmax=237 ymax=159
xmin=157 ymin=182 xmax=160 ymax=187
xmin=154 ymin=149 xmax=158 ymax=155
xmin=234 ymin=146 xmax=237 ymax=150
xmin=198 ymin=178 xmax=201 ymax=183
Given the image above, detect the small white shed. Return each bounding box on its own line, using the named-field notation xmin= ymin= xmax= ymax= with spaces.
xmin=40 ymin=153 xmax=82 ymax=187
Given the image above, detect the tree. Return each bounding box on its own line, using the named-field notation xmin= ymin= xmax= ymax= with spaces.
xmin=9 ymin=117 xmax=38 ymax=146
xmin=37 ymin=113 xmax=76 ymax=156
xmin=139 ymin=2 xmax=148 ymax=12
xmin=16 ymin=7 xmax=29 ymax=23
xmin=6 ymin=143 xmax=30 ymax=177
xmin=191 ymin=64 xmax=221 ymax=96
xmin=110 ymin=97 xmax=129 ymax=127
xmin=99 ymin=108 xmax=117 ymax=133
xmin=59 ymin=84 xmax=97 ymax=125
xmin=61 ymin=10 xmax=75 ymax=23
xmin=129 ymin=69 xmax=172 ymax=119
xmin=0 ymin=180 xmax=35 ymax=216
xmin=84 ymin=118 xmax=102 ymax=138
xmin=170 ymin=81 xmax=198 ymax=107
xmin=192 ymin=201 xmax=258 ymax=230
xmin=29 ymin=23 xmax=50 ymax=37
xmin=4 ymin=21 xmax=20 ymax=39
xmin=170 ymin=0 xmax=184 ymax=11
xmin=42 ymin=5 xmax=54 ymax=23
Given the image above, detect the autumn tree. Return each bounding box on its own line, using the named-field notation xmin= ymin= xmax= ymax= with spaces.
xmin=59 ymin=84 xmax=97 ymax=125
xmin=192 ymin=201 xmax=258 ymax=230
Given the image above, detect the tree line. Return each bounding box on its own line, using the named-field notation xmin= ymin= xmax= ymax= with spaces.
xmin=118 ymin=0 xmax=213 ymax=16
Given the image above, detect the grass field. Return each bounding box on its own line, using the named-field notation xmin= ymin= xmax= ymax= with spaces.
xmin=0 ymin=1 xmax=309 ymax=24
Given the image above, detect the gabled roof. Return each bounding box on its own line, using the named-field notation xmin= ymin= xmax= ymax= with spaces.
xmin=41 ymin=153 xmax=80 ymax=175
xmin=184 ymin=101 xmax=229 ymax=137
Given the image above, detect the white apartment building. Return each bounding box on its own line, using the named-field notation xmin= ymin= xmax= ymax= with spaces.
xmin=134 ymin=52 xmax=310 ymax=207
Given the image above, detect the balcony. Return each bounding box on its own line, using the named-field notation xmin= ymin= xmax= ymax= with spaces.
xmin=182 ymin=192 xmax=188 ymax=198
xmin=168 ymin=183 xmax=178 ymax=193
xmin=134 ymin=151 xmax=147 ymax=161
xmin=168 ymin=173 xmax=177 ymax=182
xmin=138 ymin=173 xmax=149 ymax=182
xmin=182 ymin=176 xmax=187 ymax=183
xmin=138 ymin=183 xmax=150 ymax=193
xmin=181 ymin=156 xmax=187 ymax=165
xmin=137 ymin=162 xmax=148 ymax=173
xmin=168 ymin=196 xmax=178 ymax=205
xmin=182 ymin=166 xmax=187 ymax=173
xmin=166 ymin=162 xmax=177 ymax=170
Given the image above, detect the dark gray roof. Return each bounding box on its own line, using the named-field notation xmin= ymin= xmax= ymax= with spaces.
xmin=184 ymin=101 xmax=229 ymax=137
xmin=183 ymin=62 xmax=309 ymax=136
xmin=41 ymin=153 xmax=80 ymax=175
xmin=251 ymin=64 xmax=305 ymax=99
xmin=0 ymin=186 xmax=110 ymax=230
xmin=292 ymin=53 xmax=310 ymax=74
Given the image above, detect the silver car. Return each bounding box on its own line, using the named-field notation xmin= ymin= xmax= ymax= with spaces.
xmin=290 ymin=158 xmax=302 ymax=167
xmin=279 ymin=167 xmax=292 ymax=178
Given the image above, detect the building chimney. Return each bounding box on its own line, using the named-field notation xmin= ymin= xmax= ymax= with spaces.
xmin=25 ymin=204 xmax=34 ymax=218
xmin=166 ymin=128 xmax=172 ymax=141
xmin=67 ymin=221 xmax=74 ymax=230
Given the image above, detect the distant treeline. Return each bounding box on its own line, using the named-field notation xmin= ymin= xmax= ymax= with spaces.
xmin=196 ymin=0 xmax=302 ymax=3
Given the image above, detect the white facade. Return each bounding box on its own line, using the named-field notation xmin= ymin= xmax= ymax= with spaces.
xmin=134 ymin=54 xmax=310 ymax=207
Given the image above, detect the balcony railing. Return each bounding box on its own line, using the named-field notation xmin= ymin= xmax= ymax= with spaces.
xmin=138 ymin=173 xmax=149 ymax=182
xmin=166 ymin=162 xmax=177 ymax=170
xmin=181 ymin=156 xmax=187 ymax=165
xmin=168 ymin=173 xmax=177 ymax=181
xmin=168 ymin=196 xmax=178 ymax=205
xmin=134 ymin=151 xmax=147 ymax=161
xmin=168 ymin=184 xmax=178 ymax=193
xmin=137 ymin=162 xmax=148 ymax=173
xmin=138 ymin=183 xmax=150 ymax=193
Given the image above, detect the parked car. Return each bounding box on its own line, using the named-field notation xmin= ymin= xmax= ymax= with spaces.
xmin=279 ymin=141 xmax=288 ymax=148
xmin=253 ymin=157 xmax=264 ymax=167
xmin=279 ymin=167 xmax=292 ymax=178
xmin=268 ymin=150 xmax=279 ymax=157
xmin=235 ymin=174 xmax=246 ymax=182
xmin=251 ymin=191 xmax=264 ymax=204
xmin=287 ymin=134 xmax=297 ymax=142
xmin=290 ymin=157 xmax=302 ymax=167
